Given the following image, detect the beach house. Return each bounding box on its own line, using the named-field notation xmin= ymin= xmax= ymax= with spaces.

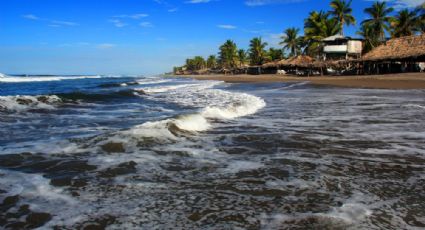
xmin=322 ymin=35 xmax=363 ymax=61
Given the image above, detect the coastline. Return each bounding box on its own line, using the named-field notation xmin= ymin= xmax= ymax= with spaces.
xmin=175 ymin=72 xmax=425 ymax=89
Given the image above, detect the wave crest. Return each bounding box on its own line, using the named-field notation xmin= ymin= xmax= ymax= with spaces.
xmin=0 ymin=95 xmax=63 ymax=112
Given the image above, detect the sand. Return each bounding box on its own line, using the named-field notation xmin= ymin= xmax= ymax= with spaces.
xmin=176 ymin=72 xmax=425 ymax=89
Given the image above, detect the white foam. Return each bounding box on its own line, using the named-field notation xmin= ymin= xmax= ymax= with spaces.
xmin=173 ymin=114 xmax=211 ymax=132
xmin=404 ymin=104 xmax=425 ymax=110
xmin=201 ymin=94 xmax=266 ymax=119
xmin=139 ymin=83 xmax=199 ymax=93
xmin=122 ymin=80 xmax=266 ymax=141
xmin=0 ymin=169 xmax=77 ymax=206
xmin=136 ymin=79 xmax=171 ymax=85
xmin=221 ymin=160 xmax=264 ymax=173
xmin=0 ymin=95 xmax=62 ymax=112
xmin=0 ymin=75 xmax=101 ymax=83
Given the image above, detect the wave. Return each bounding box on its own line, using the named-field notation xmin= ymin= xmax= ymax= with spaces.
xmin=136 ymin=79 xmax=171 ymax=86
xmin=110 ymin=80 xmax=266 ymax=143
xmin=0 ymin=95 xmax=63 ymax=112
xmin=0 ymin=75 xmax=102 ymax=83
xmin=0 ymin=89 xmax=142 ymax=112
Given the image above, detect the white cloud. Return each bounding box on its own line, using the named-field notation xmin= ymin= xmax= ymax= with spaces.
xmin=245 ymin=0 xmax=307 ymax=6
xmin=185 ymin=0 xmax=211 ymax=4
xmin=109 ymin=19 xmax=127 ymax=28
xmin=22 ymin=14 xmax=78 ymax=27
xmin=168 ymin=8 xmax=179 ymax=12
xmin=113 ymin=14 xmax=149 ymax=19
xmin=22 ymin=14 xmax=40 ymax=20
xmin=264 ymin=32 xmax=285 ymax=48
xmin=51 ymin=20 xmax=78 ymax=26
xmin=97 ymin=43 xmax=116 ymax=49
xmin=366 ymin=0 xmax=424 ymax=8
xmin=217 ymin=24 xmax=237 ymax=29
xmin=140 ymin=22 xmax=154 ymax=28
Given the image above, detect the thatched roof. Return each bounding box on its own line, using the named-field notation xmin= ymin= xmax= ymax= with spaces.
xmin=362 ymin=33 xmax=425 ymax=61
xmin=283 ymin=55 xmax=315 ymax=67
xmin=263 ymin=56 xmax=320 ymax=68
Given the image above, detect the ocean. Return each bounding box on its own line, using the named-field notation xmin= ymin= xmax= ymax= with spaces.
xmin=0 ymin=74 xmax=424 ymax=229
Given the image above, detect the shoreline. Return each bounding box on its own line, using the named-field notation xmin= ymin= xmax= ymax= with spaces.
xmin=175 ymin=72 xmax=425 ymax=89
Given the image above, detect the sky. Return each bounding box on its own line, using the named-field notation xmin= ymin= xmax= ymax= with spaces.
xmin=0 ymin=0 xmax=423 ymax=75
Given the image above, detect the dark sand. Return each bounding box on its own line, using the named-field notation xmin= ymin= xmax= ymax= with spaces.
xmin=177 ymin=72 xmax=425 ymax=89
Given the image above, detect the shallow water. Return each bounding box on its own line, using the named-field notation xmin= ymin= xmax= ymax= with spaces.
xmin=0 ymin=74 xmax=425 ymax=229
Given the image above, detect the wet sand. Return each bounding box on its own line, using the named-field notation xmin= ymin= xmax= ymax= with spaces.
xmin=177 ymin=72 xmax=425 ymax=89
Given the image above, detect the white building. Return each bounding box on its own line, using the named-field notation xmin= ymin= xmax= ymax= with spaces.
xmin=322 ymin=35 xmax=363 ymax=61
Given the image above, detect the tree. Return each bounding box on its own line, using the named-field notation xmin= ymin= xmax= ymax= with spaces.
xmin=219 ymin=40 xmax=238 ymax=69
xmin=330 ymin=0 xmax=356 ymax=36
xmin=356 ymin=24 xmax=379 ymax=53
xmin=185 ymin=56 xmax=205 ymax=71
xmin=420 ymin=3 xmax=425 ymax=32
xmin=303 ymin=11 xmax=341 ymax=56
xmin=237 ymin=49 xmax=248 ymax=67
xmin=267 ymin=48 xmax=284 ymax=61
xmin=207 ymin=55 xmax=217 ymax=69
xmin=280 ymin=27 xmax=302 ymax=57
xmin=249 ymin=37 xmax=268 ymax=65
xmin=391 ymin=8 xmax=421 ymax=38
xmin=362 ymin=1 xmax=394 ymax=42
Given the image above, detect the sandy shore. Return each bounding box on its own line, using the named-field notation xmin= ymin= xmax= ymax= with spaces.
xmin=176 ymin=72 xmax=425 ymax=89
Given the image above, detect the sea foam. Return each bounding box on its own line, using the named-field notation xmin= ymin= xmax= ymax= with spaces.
xmin=125 ymin=80 xmax=266 ymax=138
xmin=0 ymin=95 xmax=62 ymax=112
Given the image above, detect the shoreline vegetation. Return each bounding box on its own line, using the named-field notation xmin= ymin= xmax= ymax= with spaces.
xmin=171 ymin=1 xmax=425 ymax=79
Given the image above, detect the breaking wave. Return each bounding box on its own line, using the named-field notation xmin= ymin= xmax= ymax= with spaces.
xmin=0 ymin=95 xmax=63 ymax=112
xmin=115 ymin=80 xmax=266 ymax=141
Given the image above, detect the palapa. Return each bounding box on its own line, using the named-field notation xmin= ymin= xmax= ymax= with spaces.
xmin=362 ymin=34 xmax=425 ymax=62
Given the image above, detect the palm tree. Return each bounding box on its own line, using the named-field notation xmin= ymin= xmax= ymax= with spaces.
xmin=237 ymin=49 xmax=248 ymax=67
xmin=219 ymin=40 xmax=238 ymax=69
xmin=356 ymin=24 xmax=379 ymax=53
xmin=267 ymin=48 xmax=284 ymax=61
xmin=303 ymin=11 xmax=341 ymax=56
xmin=362 ymin=1 xmax=394 ymax=42
xmin=249 ymin=37 xmax=268 ymax=65
xmin=391 ymin=9 xmax=421 ymax=38
xmin=417 ymin=3 xmax=425 ymax=32
xmin=330 ymin=0 xmax=356 ymax=36
xmin=207 ymin=55 xmax=217 ymax=69
xmin=280 ymin=27 xmax=302 ymax=57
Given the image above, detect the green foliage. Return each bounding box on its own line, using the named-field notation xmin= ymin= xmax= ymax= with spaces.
xmin=303 ymin=11 xmax=341 ymax=56
xmin=237 ymin=49 xmax=248 ymax=67
xmin=280 ymin=27 xmax=303 ymax=57
xmin=219 ymin=40 xmax=238 ymax=69
xmin=185 ymin=56 xmax=206 ymax=71
xmin=248 ymin=37 xmax=268 ymax=65
xmin=207 ymin=55 xmax=218 ymax=69
xmin=330 ymin=0 xmax=356 ymax=35
xmin=361 ymin=1 xmax=394 ymax=41
xmin=267 ymin=48 xmax=284 ymax=61
xmin=391 ymin=8 xmax=422 ymax=37
xmin=356 ymin=24 xmax=380 ymax=53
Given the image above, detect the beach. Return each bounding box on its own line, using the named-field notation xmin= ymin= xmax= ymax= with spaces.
xmin=1 ymin=75 xmax=425 ymax=228
xmin=177 ymin=72 xmax=425 ymax=89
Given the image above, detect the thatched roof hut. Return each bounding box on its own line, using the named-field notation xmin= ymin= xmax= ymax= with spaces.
xmin=362 ymin=34 xmax=425 ymax=62
xmin=281 ymin=55 xmax=315 ymax=68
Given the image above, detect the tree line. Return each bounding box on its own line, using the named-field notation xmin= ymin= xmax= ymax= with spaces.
xmin=174 ymin=0 xmax=424 ymax=73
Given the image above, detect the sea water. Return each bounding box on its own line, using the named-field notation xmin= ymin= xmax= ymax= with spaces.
xmin=0 ymin=74 xmax=424 ymax=229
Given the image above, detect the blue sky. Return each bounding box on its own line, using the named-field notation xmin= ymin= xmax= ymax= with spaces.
xmin=0 ymin=0 xmax=422 ymax=75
